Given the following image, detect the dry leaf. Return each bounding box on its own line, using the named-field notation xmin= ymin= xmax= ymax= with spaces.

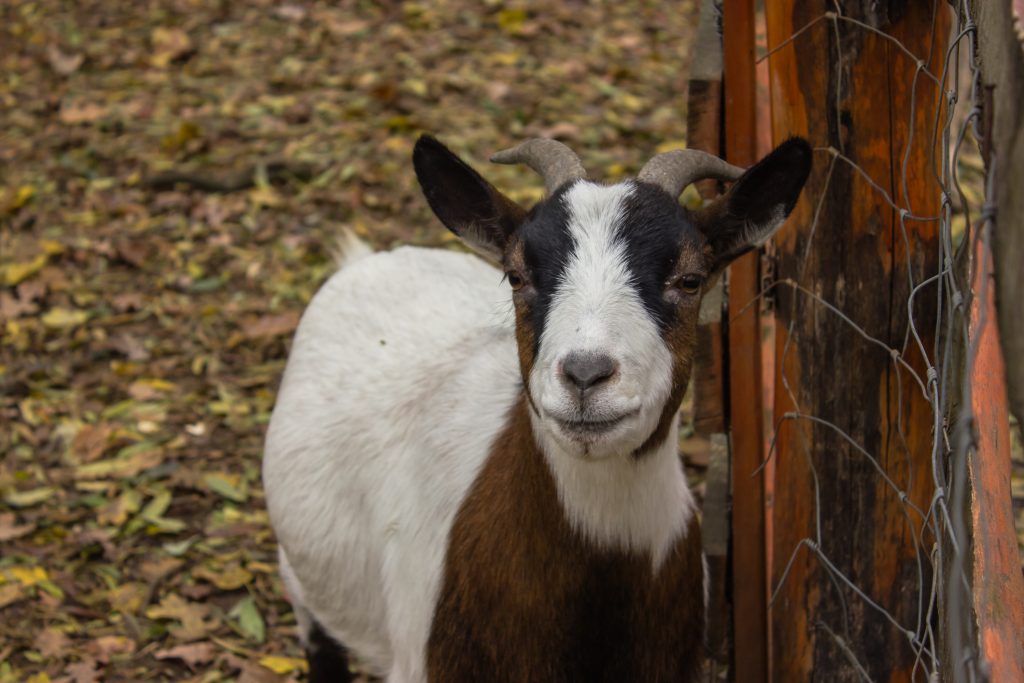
xmin=154 ymin=641 xmax=216 ymax=669
xmin=241 ymin=311 xmax=300 ymax=340
xmin=0 ymin=512 xmax=36 ymax=542
xmin=150 ymin=28 xmax=193 ymax=68
xmin=35 ymin=627 xmax=71 ymax=659
xmin=46 ymin=46 xmax=84 ymax=75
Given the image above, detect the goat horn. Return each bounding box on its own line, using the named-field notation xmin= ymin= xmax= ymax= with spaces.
xmin=490 ymin=139 xmax=587 ymax=194
xmin=636 ymin=149 xmax=746 ymax=197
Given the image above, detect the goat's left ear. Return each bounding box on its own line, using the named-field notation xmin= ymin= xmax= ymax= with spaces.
xmin=692 ymin=138 xmax=812 ymax=271
xmin=413 ymin=135 xmax=527 ymax=263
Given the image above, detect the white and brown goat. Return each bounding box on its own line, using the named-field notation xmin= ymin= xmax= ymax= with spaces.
xmin=262 ymin=135 xmax=811 ymax=682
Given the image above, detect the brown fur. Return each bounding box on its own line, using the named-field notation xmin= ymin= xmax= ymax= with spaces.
xmin=427 ymin=398 xmax=705 ymax=682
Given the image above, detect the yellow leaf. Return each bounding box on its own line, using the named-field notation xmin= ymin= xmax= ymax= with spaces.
xmin=489 ymin=51 xmax=521 ymax=66
xmin=6 ymin=184 xmax=35 ymax=212
xmin=8 ymin=565 xmax=48 ymax=587
xmin=655 ymin=139 xmax=688 ymax=154
xmin=248 ymin=184 xmax=282 ymax=207
xmin=41 ymin=307 xmax=89 ymax=329
xmin=74 ymin=448 xmax=163 ymax=480
xmin=194 ymin=562 xmax=252 ymax=590
xmin=497 ymin=8 xmax=527 ymax=33
xmin=3 ymin=486 xmax=55 ymax=507
xmin=259 ymin=656 xmax=308 ymax=674
xmin=619 ymin=93 xmax=644 ymax=112
xmin=25 ymin=673 xmax=51 ymax=683
xmin=1 ymin=253 xmax=48 ymax=286
xmin=38 ymin=239 xmax=64 ymax=255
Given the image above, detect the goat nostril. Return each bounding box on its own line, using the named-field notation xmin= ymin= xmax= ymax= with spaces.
xmin=561 ymin=352 xmax=618 ymax=392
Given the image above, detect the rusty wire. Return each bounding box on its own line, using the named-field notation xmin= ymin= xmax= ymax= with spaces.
xmin=742 ymin=1 xmax=991 ymax=680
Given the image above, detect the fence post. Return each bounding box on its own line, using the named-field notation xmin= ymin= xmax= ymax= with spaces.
xmin=722 ymin=1 xmax=769 ymax=681
xmin=762 ymin=2 xmax=948 ymax=680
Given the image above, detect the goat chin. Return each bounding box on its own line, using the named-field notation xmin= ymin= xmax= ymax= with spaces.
xmin=263 ymin=241 xmax=702 ymax=683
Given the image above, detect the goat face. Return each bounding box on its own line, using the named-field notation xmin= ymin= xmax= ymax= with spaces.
xmin=414 ymin=136 xmax=811 ymax=460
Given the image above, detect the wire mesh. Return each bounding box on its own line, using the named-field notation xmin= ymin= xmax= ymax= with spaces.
xmin=742 ymin=2 xmax=995 ymax=681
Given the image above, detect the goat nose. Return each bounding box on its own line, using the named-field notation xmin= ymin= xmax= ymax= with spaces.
xmin=561 ymin=352 xmax=618 ymax=393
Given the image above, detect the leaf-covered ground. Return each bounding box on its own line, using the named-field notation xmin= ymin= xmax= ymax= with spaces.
xmin=0 ymin=1 xmax=706 ymax=680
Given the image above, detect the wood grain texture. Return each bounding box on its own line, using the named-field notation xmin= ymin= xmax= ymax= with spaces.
xmin=764 ymin=2 xmax=948 ymax=680
xmin=722 ymin=1 xmax=769 ymax=681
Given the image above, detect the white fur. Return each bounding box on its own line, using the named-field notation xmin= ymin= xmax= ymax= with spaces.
xmin=264 ymin=247 xmax=520 ymax=681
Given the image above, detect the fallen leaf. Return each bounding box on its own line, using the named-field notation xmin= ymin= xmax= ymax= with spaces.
xmin=62 ymin=659 xmax=100 ymax=683
xmin=146 ymin=594 xmax=220 ymax=642
xmin=229 ymin=595 xmax=265 ymax=643
xmin=194 ymin=562 xmax=253 ymax=591
xmin=203 ymin=472 xmax=249 ymax=503
xmin=151 ymin=27 xmax=193 ymax=68
xmin=258 ymin=655 xmax=308 ymax=674
xmin=0 ymin=583 xmax=25 ymax=608
xmin=1 ymin=253 xmax=47 ymax=286
xmin=58 ymin=100 xmax=107 ymax=125
xmin=0 ymin=512 xmax=36 ymax=541
xmin=46 ymin=45 xmax=85 ymax=75
xmin=41 ymin=307 xmax=89 ymax=329
xmin=74 ymin=447 xmax=163 ymax=480
xmin=35 ymin=627 xmax=71 ymax=659
xmin=3 ymin=486 xmax=56 ymax=507
xmin=106 ymin=582 xmax=147 ymax=613
xmin=87 ymin=635 xmax=135 ymax=663
xmin=155 ymin=641 xmax=216 ymax=669
xmin=70 ymin=423 xmax=114 ymax=463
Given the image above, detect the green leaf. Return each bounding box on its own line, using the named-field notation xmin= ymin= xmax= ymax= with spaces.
xmin=229 ymin=595 xmax=265 ymax=643
xmin=203 ymin=473 xmax=248 ymax=503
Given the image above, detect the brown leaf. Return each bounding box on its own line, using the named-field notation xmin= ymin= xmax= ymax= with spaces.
xmin=35 ymin=627 xmax=71 ymax=659
xmin=0 ymin=512 xmax=36 ymax=542
xmin=155 ymin=641 xmax=217 ymax=670
xmin=63 ymin=658 xmax=101 ymax=683
xmin=146 ymin=594 xmax=220 ymax=642
xmin=46 ymin=45 xmax=85 ymax=75
xmin=110 ymin=292 xmax=144 ymax=312
xmin=138 ymin=557 xmax=183 ymax=584
xmin=71 ymin=423 xmax=113 ymax=463
xmin=17 ymin=279 xmax=47 ymax=302
xmin=241 ymin=311 xmax=300 ymax=340
xmin=0 ymin=291 xmax=38 ymax=319
xmin=150 ymin=27 xmax=193 ymax=68
xmin=87 ymin=635 xmax=136 ymax=663
xmin=59 ymin=100 xmax=107 ymax=125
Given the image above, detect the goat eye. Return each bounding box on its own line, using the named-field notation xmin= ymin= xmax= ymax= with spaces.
xmin=675 ymin=275 xmax=703 ymax=295
xmin=507 ymin=272 xmax=525 ymax=291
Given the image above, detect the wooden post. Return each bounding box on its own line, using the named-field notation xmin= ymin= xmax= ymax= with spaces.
xmin=722 ymin=0 xmax=769 ymax=680
xmin=764 ymin=2 xmax=948 ymax=680
xmin=974 ymin=0 xmax=1024 ymax=431
xmin=966 ymin=225 xmax=1024 ymax=681
xmin=687 ymin=2 xmax=731 ymax=676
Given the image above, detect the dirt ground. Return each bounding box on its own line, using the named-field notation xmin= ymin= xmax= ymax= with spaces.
xmin=0 ymin=1 xmax=704 ymax=680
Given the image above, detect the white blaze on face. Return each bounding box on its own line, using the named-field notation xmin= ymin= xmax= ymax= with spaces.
xmin=529 ymin=181 xmax=675 ymax=461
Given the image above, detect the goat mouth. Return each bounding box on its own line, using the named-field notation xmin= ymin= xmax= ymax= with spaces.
xmin=551 ymin=411 xmax=636 ymax=438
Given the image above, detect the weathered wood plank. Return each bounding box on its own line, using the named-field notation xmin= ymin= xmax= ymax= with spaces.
xmin=723 ymin=0 xmax=768 ymax=680
xmin=764 ymin=2 xmax=947 ymax=680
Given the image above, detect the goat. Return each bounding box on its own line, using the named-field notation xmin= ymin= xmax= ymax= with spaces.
xmin=262 ymin=135 xmax=811 ymax=682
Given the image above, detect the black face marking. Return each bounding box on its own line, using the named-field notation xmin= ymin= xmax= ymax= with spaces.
xmin=616 ymin=183 xmax=704 ymax=330
xmin=516 ymin=185 xmax=575 ymax=349
xmin=513 ymin=181 xmax=706 ymax=349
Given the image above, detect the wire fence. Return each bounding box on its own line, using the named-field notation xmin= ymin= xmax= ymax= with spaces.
xmin=740 ymin=2 xmax=996 ymax=681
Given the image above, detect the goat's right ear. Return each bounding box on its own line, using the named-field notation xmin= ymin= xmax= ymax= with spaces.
xmin=413 ymin=135 xmax=527 ymax=262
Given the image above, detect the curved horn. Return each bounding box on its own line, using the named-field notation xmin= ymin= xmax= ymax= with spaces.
xmin=637 ymin=149 xmax=746 ymax=197
xmin=490 ymin=139 xmax=586 ymax=194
